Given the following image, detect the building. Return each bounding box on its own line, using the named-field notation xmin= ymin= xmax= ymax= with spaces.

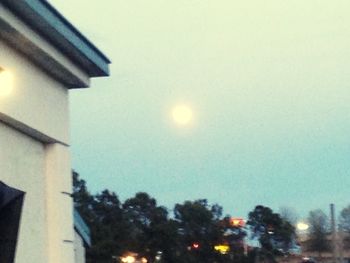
xmin=277 ymin=232 xmax=350 ymax=263
xmin=0 ymin=0 xmax=110 ymax=262
xmin=298 ymin=232 xmax=350 ymax=263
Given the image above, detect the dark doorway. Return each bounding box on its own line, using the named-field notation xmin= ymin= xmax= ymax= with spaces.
xmin=0 ymin=181 xmax=25 ymax=263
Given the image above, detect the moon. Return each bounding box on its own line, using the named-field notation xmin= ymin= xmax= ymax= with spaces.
xmin=172 ymin=104 xmax=193 ymax=126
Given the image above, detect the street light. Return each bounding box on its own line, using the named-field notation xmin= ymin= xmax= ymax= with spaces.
xmin=297 ymin=222 xmax=309 ymax=231
xmin=121 ymin=256 xmax=136 ymax=263
xmin=0 ymin=69 xmax=14 ymax=97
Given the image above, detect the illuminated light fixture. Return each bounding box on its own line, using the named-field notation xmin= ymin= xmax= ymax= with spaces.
xmin=214 ymin=244 xmax=230 ymax=254
xmin=0 ymin=69 xmax=14 ymax=97
xmin=121 ymin=256 xmax=136 ymax=263
xmin=230 ymin=218 xmax=245 ymax=227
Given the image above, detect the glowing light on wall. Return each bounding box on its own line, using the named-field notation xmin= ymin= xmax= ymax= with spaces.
xmin=0 ymin=70 xmax=14 ymax=97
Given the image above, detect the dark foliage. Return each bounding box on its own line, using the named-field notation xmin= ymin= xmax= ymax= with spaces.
xmin=247 ymin=205 xmax=296 ymax=262
xmin=339 ymin=205 xmax=350 ymax=234
xmin=73 ymin=172 xmax=296 ymax=263
xmin=307 ymin=209 xmax=331 ymax=256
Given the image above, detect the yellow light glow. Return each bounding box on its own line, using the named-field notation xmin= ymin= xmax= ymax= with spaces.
xmin=214 ymin=244 xmax=230 ymax=254
xmin=172 ymin=104 xmax=193 ymax=125
xmin=297 ymin=222 xmax=309 ymax=231
xmin=0 ymin=70 xmax=14 ymax=97
xmin=121 ymin=256 xmax=136 ymax=263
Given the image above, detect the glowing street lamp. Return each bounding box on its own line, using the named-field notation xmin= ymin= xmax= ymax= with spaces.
xmin=297 ymin=222 xmax=309 ymax=231
xmin=121 ymin=255 xmax=136 ymax=263
xmin=0 ymin=70 xmax=14 ymax=97
xmin=120 ymin=253 xmax=147 ymax=263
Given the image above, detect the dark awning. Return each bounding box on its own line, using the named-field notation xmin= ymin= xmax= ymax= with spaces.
xmin=0 ymin=181 xmax=25 ymax=263
xmin=0 ymin=182 xmax=25 ymax=208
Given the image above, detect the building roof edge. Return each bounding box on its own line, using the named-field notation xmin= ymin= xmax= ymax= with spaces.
xmin=2 ymin=0 xmax=110 ymax=77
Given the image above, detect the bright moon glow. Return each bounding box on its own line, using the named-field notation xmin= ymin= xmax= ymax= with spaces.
xmin=172 ymin=105 xmax=193 ymax=126
xmin=0 ymin=71 xmax=14 ymax=97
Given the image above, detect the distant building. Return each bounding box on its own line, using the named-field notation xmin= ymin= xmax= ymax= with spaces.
xmin=277 ymin=232 xmax=350 ymax=263
xmin=298 ymin=232 xmax=350 ymax=263
xmin=0 ymin=1 xmax=109 ymax=262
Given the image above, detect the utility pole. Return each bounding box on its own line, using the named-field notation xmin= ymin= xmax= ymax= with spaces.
xmin=330 ymin=204 xmax=338 ymax=263
xmin=339 ymin=229 xmax=344 ymax=263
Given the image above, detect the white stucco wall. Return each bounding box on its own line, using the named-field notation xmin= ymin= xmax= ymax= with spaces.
xmin=0 ymin=26 xmax=75 ymax=263
xmin=0 ymin=38 xmax=70 ymax=145
xmin=0 ymin=113 xmax=75 ymax=263
xmin=45 ymin=143 xmax=75 ymax=263
xmin=0 ymin=122 xmax=48 ymax=263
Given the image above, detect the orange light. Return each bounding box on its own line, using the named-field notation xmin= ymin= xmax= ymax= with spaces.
xmin=230 ymin=218 xmax=245 ymax=227
xmin=121 ymin=256 xmax=135 ymax=263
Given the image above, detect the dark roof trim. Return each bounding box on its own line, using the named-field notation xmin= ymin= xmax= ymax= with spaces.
xmin=2 ymin=0 xmax=110 ymax=77
xmin=74 ymin=209 xmax=91 ymax=247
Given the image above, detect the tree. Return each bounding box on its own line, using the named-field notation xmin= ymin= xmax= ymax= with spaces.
xmin=220 ymin=216 xmax=247 ymax=262
xmin=247 ymin=205 xmax=296 ymax=262
xmin=73 ymin=171 xmax=131 ymax=263
xmin=174 ymin=199 xmax=224 ymax=263
xmin=339 ymin=205 xmax=350 ymax=233
xmin=123 ymin=192 xmax=177 ymax=262
xmin=339 ymin=205 xmax=350 ymax=249
xmin=307 ymin=209 xmax=330 ymax=257
xmin=279 ymin=207 xmax=298 ymax=226
xmin=72 ymin=170 xmax=95 ymax=224
xmin=88 ymin=190 xmax=129 ymax=262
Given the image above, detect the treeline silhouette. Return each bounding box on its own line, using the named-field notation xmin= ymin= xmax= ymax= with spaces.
xmin=72 ymin=171 xmax=295 ymax=263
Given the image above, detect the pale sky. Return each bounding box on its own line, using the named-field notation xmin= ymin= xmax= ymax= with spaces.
xmin=52 ymin=0 xmax=350 ymax=219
